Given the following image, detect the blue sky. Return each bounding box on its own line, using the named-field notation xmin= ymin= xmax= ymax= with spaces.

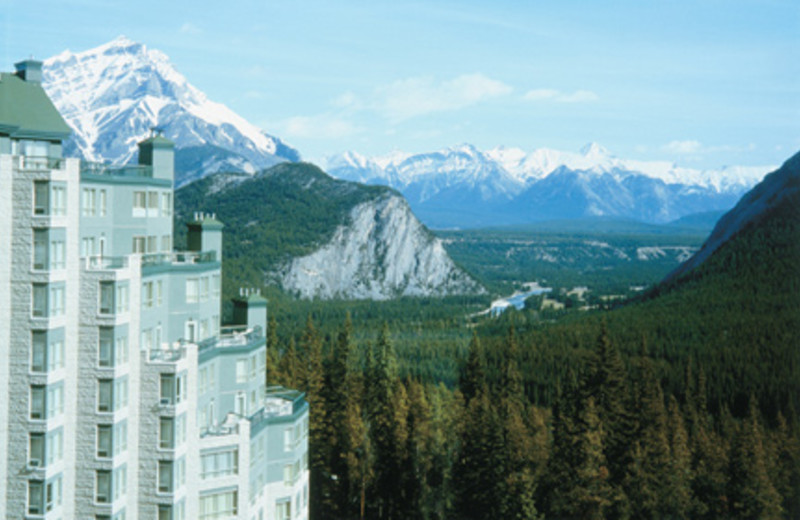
xmin=2 ymin=0 xmax=798 ymax=167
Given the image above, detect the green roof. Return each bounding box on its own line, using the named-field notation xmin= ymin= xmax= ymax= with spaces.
xmin=0 ymin=72 xmax=71 ymax=140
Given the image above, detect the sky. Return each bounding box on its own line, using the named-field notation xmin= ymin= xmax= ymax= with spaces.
xmin=2 ymin=0 xmax=799 ymax=168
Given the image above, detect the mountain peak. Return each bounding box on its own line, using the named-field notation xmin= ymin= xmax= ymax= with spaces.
xmin=42 ymin=39 xmax=299 ymax=184
xmin=580 ymin=142 xmax=610 ymax=158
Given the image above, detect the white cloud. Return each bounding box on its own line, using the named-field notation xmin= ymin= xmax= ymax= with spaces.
xmin=523 ymin=88 xmax=599 ymax=103
xmin=281 ymin=115 xmax=360 ymax=140
xmin=663 ymin=140 xmax=703 ymax=154
xmin=179 ymin=22 xmax=202 ymax=35
xmin=351 ymin=74 xmax=513 ymax=121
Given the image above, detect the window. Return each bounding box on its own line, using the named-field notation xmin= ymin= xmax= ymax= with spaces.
xmin=114 ymin=336 xmax=128 ymax=365
xmin=30 ymin=385 xmax=45 ymax=419
xmin=46 ymin=430 xmax=63 ymax=465
xmin=141 ymin=328 xmax=153 ymax=351
xmin=235 ymin=392 xmax=245 ymax=416
xmin=200 ymin=491 xmax=238 ymax=520
xmin=176 ymin=458 xmax=186 ymax=488
xmin=200 ymin=319 xmax=209 ymax=341
xmin=283 ymin=461 xmax=300 ymax=486
xmin=133 ymin=191 xmax=146 ymax=211
xmin=34 ymin=181 xmax=49 ymax=215
xmin=132 ymin=236 xmax=145 ymax=253
xmin=29 ymin=433 xmax=45 ymax=467
xmin=160 ymin=375 xmax=175 ymax=405
xmin=49 ymin=284 xmax=65 ymax=316
xmin=50 ymin=239 xmax=65 ymax=269
xmin=146 ymin=235 xmax=157 ymax=253
xmin=82 ymin=188 xmax=96 ymax=216
xmin=148 ymin=191 xmax=159 ymax=211
xmin=46 ymin=385 xmax=63 ymax=419
xmin=45 ymin=476 xmax=62 ymax=511
xmin=212 ymin=274 xmax=221 ymax=298
xmin=275 ymin=501 xmax=291 ymax=520
xmin=143 ymin=281 xmax=154 ymax=308
xmin=82 ymin=236 xmax=96 ymax=257
xmin=161 ymin=193 xmax=172 ymax=216
xmin=51 ymin=185 xmax=66 ymax=216
xmin=96 ymin=470 xmax=111 ymax=503
xmin=33 ymin=229 xmax=48 ymax=269
xmin=158 ymin=505 xmax=173 ymax=520
xmin=176 ymin=374 xmax=186 ymax=404
xmin=113 ymin=466 xmax=127 ymax=500
xmin=185 ymin=321 xmax=196 ymax=343
xmin=158 ymin=461 xmax=173 ymax=493
xmin=31 ymin=331 xmax=47 ymax=372
xmin=201 ymin=449 xmax=239 ymax=479
xmin=99 ymin=282 xmax=115 ymax=314
xmin=48 ymin=339 xmax=64 ymax=371
xmin=186 ymin=278 xmax=199 ymax=303
xmin=236 ymin=359 xmax=247 ymax=384
xmin=116 ymin=283 xmax=129 ymax=313
xmin=114 ymin=379 xmax=128 ymax=411
xmin=200 ymin=277 xmax=209 ymax=302
xmin=97 ymin=425 xmax=112 ymax=458
xmin=249 ymin=356 xmax=257 ymax=379
xmin=156 ymin=280 xmax=163 ymax=306
xmin=113 ymin=422 xmax=128 ymax=456
xmin=98 ymin=327 xmax=113 ymax=367
xmin=161 ymin=235 xmax=171 ymax=253
xmin=98 ymin=380 xmax=112 ymax=412
xmin=32 ymin=284 xmax=47 ymax=317
xmin=159 ymin=417 xmax=175 ymax=449
xmin=177 ymin=414 xmax=187 ymax=445
xmin=28 ymin=480 xmax=44 ymax=515
xmin=99 ymin=189 xmax=107 ymax=217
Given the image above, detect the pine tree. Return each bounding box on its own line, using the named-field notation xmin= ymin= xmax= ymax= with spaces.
xmin=266 ymin=313 xmax=282 ymax=386
xmin=459 ymin=331 xmax=487 ymax=404
xmin=727 ymin=396 xmax=782 ymax=519
xmin=664 ymin=396 xmax=692 ymax=519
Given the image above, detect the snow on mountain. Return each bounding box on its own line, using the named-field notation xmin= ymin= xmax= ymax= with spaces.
xmin=42 ymin=36 xmax=299 ymax=185
xmin=325 ymin=143 xmax=775 ymax=228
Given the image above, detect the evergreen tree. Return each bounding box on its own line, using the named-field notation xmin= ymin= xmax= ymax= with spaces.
xmin=459 ymin=331 xmax=487 ymax=404
xmin=727 ymin=396 xmax=782 ymax=519
xmin=664 ymin=396 xmax=692 ymax=519
xmin=266 ymin=313 xmax=282 ymax=385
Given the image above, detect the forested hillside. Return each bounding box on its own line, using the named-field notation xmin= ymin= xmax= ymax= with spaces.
xmin=263 ymin=155 xmax=800 ymax=519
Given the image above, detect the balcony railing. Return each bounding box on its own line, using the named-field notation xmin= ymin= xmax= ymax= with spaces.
xmin=13 ymin=155 xmax=65 ymax=171
xmin=149 ymin=347 xmax=187 ymax=363
xmin=141 ymin=251 xmax=217 ymax=267
xmin=80 ymin=161 xmax=153 ymax=178
xmin=84 ymin=255 xmax=129 ymax=270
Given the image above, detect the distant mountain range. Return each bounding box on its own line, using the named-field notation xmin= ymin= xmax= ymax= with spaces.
xmin=42 ymin=36 xmax=299 ymax=186
xmin=324 ymin=144 xmax=774 ymax=228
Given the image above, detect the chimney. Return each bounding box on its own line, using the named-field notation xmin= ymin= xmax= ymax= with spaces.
xmin=137 ymin=129 xmax=174 ymax=182
xmin=14 ymin=59 xmax=43 ymax=83
xmin=232 ymin=288 xmax=268 ymax=336
xmin=186 ymin=212 xmax=224 ymax=261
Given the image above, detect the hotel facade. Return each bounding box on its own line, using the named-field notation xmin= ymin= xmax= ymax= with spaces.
xmin=0 ymin=60 xmax=309 ymax=520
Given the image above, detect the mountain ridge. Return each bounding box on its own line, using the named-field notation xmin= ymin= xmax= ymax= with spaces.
xmin=325 ymin=144 xmax=774 ymax=228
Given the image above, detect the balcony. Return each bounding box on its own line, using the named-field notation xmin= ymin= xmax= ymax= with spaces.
xmin=197 ymin=325 xmax=263 ymax=354
xmin=80 ymin=161 xmax=153 ymax=179
xmin=141 ymin=251 xmax=217 ymax=267
xmin=84 ymin=255 xmax=129 ymax=271
xmin=148 ymin=347 xmax=187 ymax=363
xmin=13 ymin=155 xmax=65 ymax=171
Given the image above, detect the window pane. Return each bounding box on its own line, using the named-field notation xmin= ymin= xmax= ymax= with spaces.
xmin=33 ymin=229 xmax=48 ymax=269
xmin=32 ymin=284 xmax=47 ymax=317
xmin=31 ymin=331 xmax=47 ymax=372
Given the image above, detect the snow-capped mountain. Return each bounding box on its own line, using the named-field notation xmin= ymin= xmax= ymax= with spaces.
xmin=43 ymin=36 xmax=299 ymax=186
xmin=324 ymin=144 xmax=774 ymax=228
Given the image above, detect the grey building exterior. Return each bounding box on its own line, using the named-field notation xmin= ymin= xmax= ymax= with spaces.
xmin=0 ymin=60 xmax=309 ymax=520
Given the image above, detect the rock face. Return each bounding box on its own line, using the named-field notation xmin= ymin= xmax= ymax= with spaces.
xmin=174 ymin=162 xmax=483 ymax=301
xmin=325 ymin=144 xmax=774 ymax=228
xmin=43 ymin=36 xmax=299 ymax=186
xmin=278 ymin=193 xmax=483 ymax=300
